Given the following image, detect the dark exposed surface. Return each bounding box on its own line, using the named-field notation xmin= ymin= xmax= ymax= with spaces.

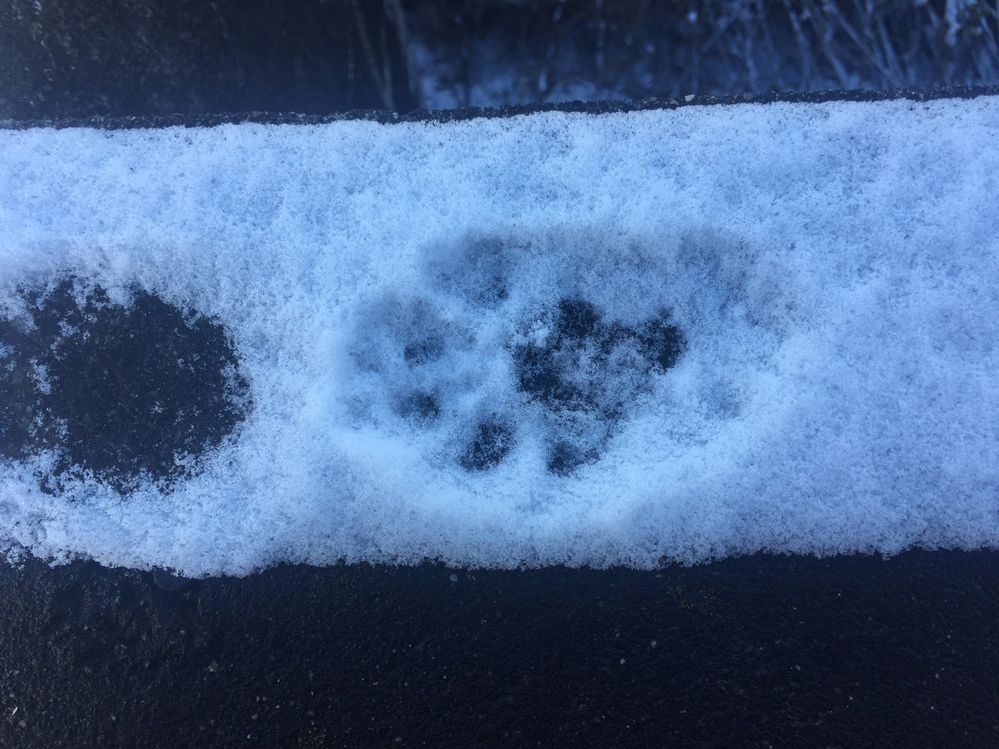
xmin=3 ymin=0 xmax=999 ymax=128
xmin=0 ymin=279 xmax=249 ymax=493
xmin=0 ymin=551 xmax=997 ymax=748
xmin=0 ymin=0 xmax=416 ymax=121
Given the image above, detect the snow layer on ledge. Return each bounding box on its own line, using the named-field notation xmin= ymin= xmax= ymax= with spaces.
xmin=1 ymin=98 xmax=997 ymax=577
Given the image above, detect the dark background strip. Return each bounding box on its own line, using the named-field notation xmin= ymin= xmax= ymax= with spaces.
xmin=1 ymin=551 xmax=998 ymax=748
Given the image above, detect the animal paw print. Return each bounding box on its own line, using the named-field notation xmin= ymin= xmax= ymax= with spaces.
xmin=511 ymin=298 xmax=685 ymax=475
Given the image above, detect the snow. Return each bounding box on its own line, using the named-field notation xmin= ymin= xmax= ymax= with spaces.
xmin=1 ymin=96 xmax=998 ymax=576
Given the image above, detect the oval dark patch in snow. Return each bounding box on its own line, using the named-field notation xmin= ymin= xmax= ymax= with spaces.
xmin=0 ymin=278 xmax=250 ymax=494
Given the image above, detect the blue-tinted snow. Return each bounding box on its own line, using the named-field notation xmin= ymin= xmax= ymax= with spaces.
xmin=1 ymin=98 xmax=997 ymax=576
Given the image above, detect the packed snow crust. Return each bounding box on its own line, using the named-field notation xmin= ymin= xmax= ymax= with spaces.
xmin=1 ymin=97 xmax=997 ymax=576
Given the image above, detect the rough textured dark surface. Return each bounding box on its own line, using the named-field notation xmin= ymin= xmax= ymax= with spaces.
xmin=0 ymin=551 xmax=997 ymax=748
xmin=0 ymin=0 xmax=416 ymax=121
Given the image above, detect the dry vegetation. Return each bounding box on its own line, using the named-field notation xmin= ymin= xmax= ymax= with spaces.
xmin=401 ymin=0 xmax=999 ymax=107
